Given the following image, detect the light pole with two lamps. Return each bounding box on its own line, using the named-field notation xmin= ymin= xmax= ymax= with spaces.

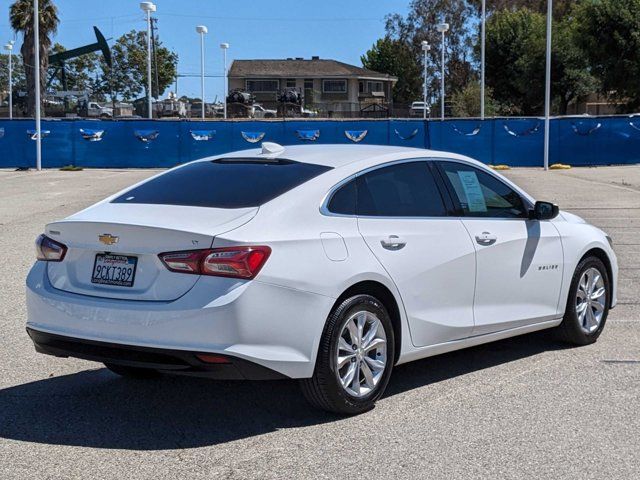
xmin=220 ymin=42 xmax=229 ymax=119
xmin=436 ymin=22 xmax=449 ymax=121
xmin=421 ymin=41 xmax=430 ymax=120
xmin=140 ymin=1 xmax=156 ymax=119
xmin=195 ymin=25 xmax=208 ymax=120
xmin=4 ymin=41 xmax=14 ymax=120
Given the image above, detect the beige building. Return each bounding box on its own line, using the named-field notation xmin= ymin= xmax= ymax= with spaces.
xmin=227 ymin=57 xmax=397 ymax=116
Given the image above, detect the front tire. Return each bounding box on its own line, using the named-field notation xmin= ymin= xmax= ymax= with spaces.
xmin=554 ymin=256 xmax=610 ymax=345
xmin=300 ymin=294 xmax=395 ymax=415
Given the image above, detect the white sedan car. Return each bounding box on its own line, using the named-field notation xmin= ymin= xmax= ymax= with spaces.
xmin=26 ymin=144 xmax=617 ymax=414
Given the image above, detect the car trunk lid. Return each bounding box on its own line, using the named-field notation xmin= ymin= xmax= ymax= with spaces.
xmin=45 ymin=203 xmax=258 ymax=301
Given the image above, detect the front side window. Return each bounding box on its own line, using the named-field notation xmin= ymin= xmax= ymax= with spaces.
xmin=323 ymin=79 xmax=347 ymax=93
xmin=356 ymin=162 xmax=447 ymax=217
xmin=438 ymin=161 xmax=528 ymax=218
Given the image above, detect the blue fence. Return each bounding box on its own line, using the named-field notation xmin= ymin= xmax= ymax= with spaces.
xmin=1 ymin=116 xmax=640 ymax=169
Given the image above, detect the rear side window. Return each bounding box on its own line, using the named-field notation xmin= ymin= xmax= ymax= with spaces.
xmin=112 ymin=159 xmax=332 ymax=208
xmin=357 ymin=162 xmax=447 ymax=217
xmin=327 ymin=179 xmax=357 ymax=215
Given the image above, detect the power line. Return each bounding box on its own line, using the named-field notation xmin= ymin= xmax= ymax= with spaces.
xmin=156 ymin=12 xmax=382 ymax=23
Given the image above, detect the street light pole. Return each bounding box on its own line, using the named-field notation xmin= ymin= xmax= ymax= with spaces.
xmin=34 ymin=0 xmax=41 ymax=170
xmin=196 ymin=26 xmax=208 ymax=120
xmin=220 ymin=43 xmax=229 ymax=119
xmin=421 ymin=41 xmax=430 ymax=120
xmin=436 ymin=22 xmax=449 ymax=121
xmin=4 ymin=42 xmax=13 ymax=120
xmin=481 ymin=0 xmax=486 ymax=120
xmin=140 ymin=2 xmax=156 ymax=120
xmin=543 ymin=0 xmax=553 ymax=171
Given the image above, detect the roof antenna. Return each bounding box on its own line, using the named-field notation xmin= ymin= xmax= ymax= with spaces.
xmin=261 ymin=142 xmax=285 ymax=157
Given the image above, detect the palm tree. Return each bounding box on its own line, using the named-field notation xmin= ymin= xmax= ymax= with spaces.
xmin=10 ymin=0 xmax=59 ymax=116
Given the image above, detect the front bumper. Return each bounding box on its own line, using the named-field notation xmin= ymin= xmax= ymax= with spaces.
xmin=27 ymin=328 xmax=286 ymax=380
xmin=26 ymin=261 xmax=334 ymax=378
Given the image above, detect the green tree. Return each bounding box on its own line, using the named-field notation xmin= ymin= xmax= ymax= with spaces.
xmin=0 ymin=53 xmax=27 ymax=93
xmin=95 ymin=30 xmax=177 ymax=102
xmin=451 ymin=81 xmax=498 ymax=117
xmin=484 ymin=7 xmax=597 ymax=115
xmin=574 ymin=0 xmax=640 ymax=111
xmin=385 ymin=0 xmax=476 ymax=100
xmin=484 ymin=8 xmax=545 ymax=115
xmin=553 ymin=14 xmax=599 ymax=115
xmin=470 ymin=0 xmax=574 ymax=16
xmin=361 ymin=37 xmax=422 ymax=103
xmin=10 ymin=0 xmax=59 ymax=116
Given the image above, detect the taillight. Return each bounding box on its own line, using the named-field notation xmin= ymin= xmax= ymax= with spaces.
xmin=35 ymin=234 xmax=67 ymax=262
xmin=159 ymin=246 xmax=271 ymax=279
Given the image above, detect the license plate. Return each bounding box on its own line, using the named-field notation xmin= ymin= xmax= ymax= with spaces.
xmin=91 ymin=254 xmax=138 ymax=287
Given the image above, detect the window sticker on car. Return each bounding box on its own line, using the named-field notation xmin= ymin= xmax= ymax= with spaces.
xmin=457 ymin=171 xmax=487 ymax=212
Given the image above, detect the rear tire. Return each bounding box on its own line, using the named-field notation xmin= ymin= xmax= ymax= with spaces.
xmin=104 ymin=363 xmax=160 ymax=379
xmin=553 ymin=256 xmax=610 ymax=345
xmin=300 ymin=294 xmax=395 ymax=415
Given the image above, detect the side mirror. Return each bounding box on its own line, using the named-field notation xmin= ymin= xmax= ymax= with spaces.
xmin=530 ymin=201 xmax=559 ymax=220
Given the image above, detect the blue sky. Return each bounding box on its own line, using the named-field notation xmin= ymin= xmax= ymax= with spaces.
xmin=0 ymin=0 xmax=409 ymax=99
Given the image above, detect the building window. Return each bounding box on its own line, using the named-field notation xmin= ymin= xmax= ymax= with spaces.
xmin=246 ymin=79 xmax=279 ymax=92
xmin=286 ymin=78 xmax=297 ymax=88
xmin=304 ymin=79 xmax=314 ymax=90
xmin=322 ymin=79 xmax=347 ymax=93
xmin=359 ymin=81 xmax=365 ymax=94
xmin=367 ymin=81 xmax=384 ymax=93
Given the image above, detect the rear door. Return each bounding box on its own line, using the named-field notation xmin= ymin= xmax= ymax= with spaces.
xmin=354 ymin=160 xmax=476 ymax=347
xmin=436 ymin=160 xmax=564 ymax=335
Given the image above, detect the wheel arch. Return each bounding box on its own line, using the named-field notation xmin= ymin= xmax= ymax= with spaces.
xmin=580 ymin=247 xmax=614 ymax=299
xmin=331 ymin=280 xmax=403 ymax=364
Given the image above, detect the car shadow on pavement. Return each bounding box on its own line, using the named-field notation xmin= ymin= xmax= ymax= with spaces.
xmin=0 ymin=330 xmax=566 ymax=450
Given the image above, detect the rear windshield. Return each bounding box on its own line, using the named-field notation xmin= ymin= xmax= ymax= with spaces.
xmin=112 ymin=158 xmax=332 ymax=208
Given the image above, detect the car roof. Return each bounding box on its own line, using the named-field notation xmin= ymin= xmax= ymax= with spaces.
xmin=218 ymin=144 xmax=470 ymax=169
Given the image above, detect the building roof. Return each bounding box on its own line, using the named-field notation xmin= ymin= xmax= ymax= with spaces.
xmin=228 ymin=58 xmax=397 ymax=81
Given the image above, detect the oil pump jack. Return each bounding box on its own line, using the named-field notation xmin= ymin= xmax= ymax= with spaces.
xmin=46 ymin=26 xmax=112 ymax=112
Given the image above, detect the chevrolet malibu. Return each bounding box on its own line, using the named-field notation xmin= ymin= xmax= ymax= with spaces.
xmin=26 ymin=144 xmax=617 ymax=414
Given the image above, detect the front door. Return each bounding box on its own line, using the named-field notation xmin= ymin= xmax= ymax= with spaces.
xmin=437 ymin=161 xmax=564 ymax=335
xmin=355 ymin=161 xmax=477 ymax=347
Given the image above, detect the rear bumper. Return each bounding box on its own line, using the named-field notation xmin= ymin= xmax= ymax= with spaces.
xmin=26 ymin=261 xmax=334 ymax=378
xmin=27 ymin=328 xmax=286 ymax=380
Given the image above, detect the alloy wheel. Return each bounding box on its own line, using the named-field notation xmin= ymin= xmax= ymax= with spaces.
xmin=335 ymin=310 xmax=387 ymax=397
xmin=576 ymin=267 xmax=607 ymax=334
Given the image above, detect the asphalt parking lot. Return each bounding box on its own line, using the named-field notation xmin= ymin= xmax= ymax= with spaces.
xmin=1 ymin=166 xmax=639 ymax=479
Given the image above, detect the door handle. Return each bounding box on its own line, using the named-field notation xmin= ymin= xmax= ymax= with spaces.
xmin=380 ymin=235 xmax=406 ymax=250
xmin=475 ymin=231 xmax=497 ymax=246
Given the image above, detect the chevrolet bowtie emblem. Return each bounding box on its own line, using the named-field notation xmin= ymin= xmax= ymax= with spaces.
xmin=98 ymin=234 xmax=119 ymax=246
